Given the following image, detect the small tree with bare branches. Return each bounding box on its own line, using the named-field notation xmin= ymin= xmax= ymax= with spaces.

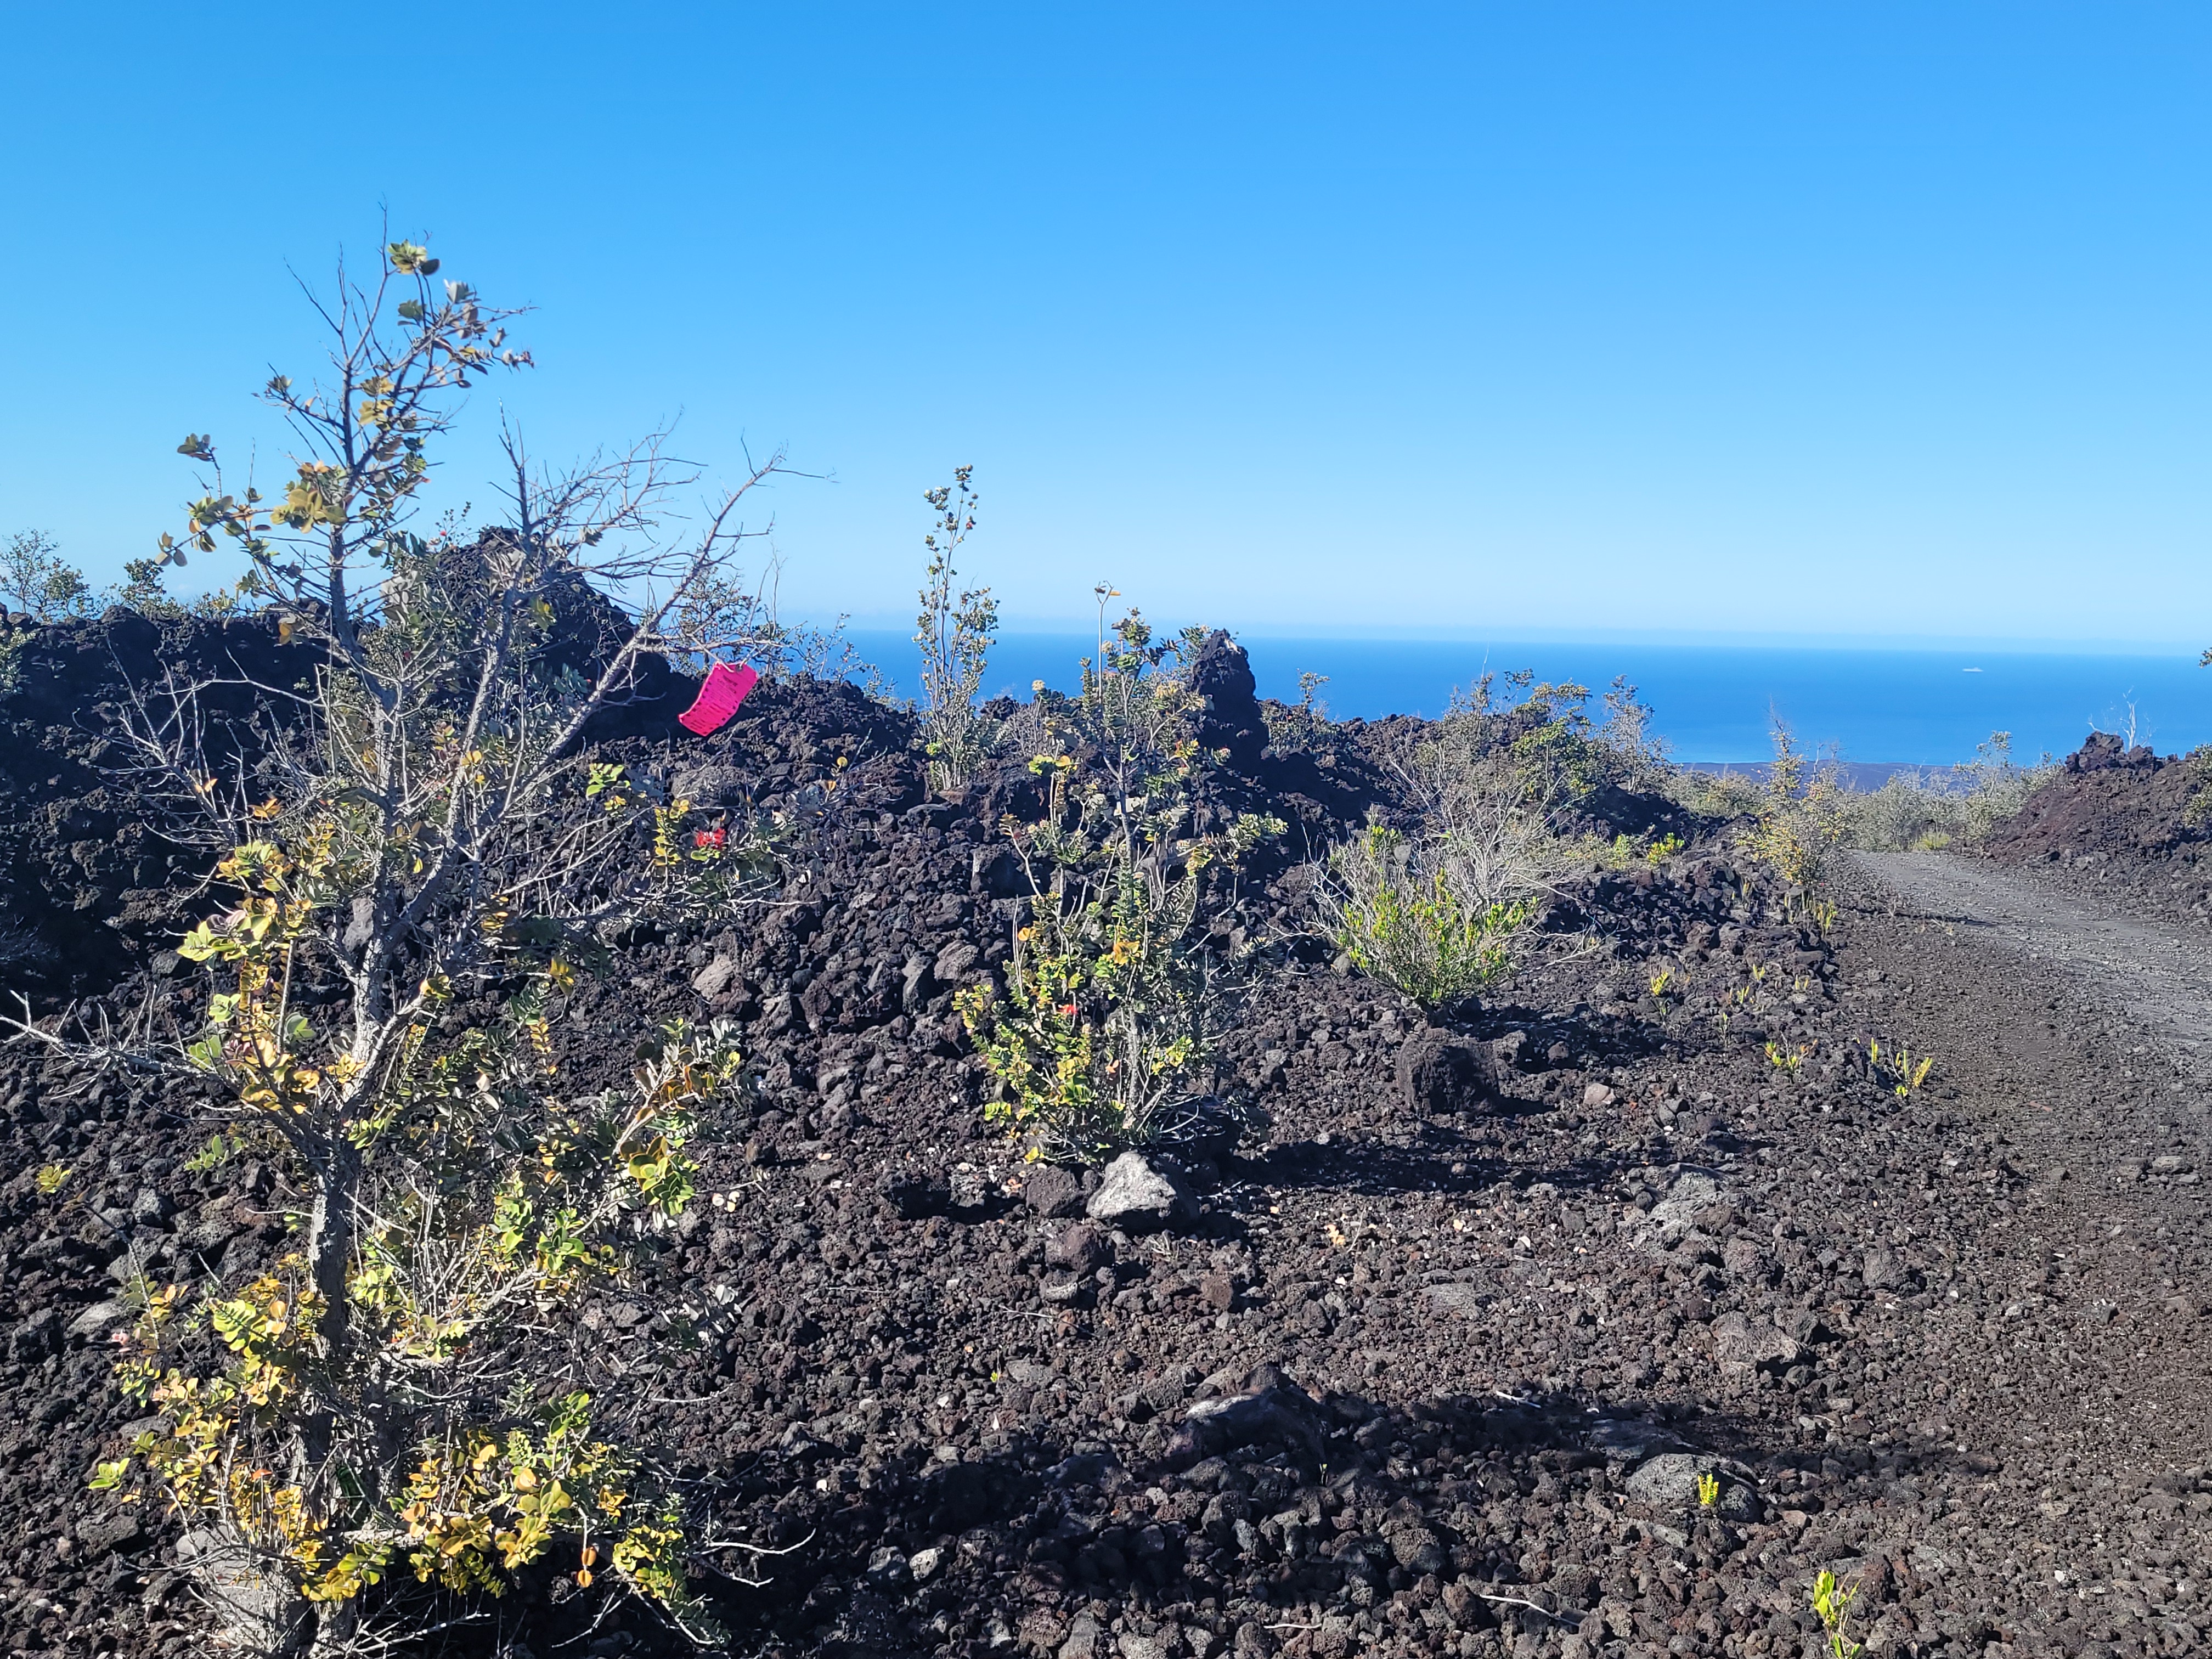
xmin=21 ymin=236 xmax=800 ymax=1655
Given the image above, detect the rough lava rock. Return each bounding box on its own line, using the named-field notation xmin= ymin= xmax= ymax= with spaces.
xmin=1184 ymin=629 xmax=1267 ymax=771
xmin=1022 ymin=1165 xmax=1087 ymax=1219
xmin=1708 ymin=1310 xmax=1802 ymax=1372
xmin=1626 ymin=1452 xmax=1762 ymax=1525
xmin=1163 ymin=1366 xmax=1331 ymax=1469
xmin=1394 ymin=1028 xmax=1497 ymax=1114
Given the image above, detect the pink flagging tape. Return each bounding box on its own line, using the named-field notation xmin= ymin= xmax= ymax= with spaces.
xmin=678 ymin=661 xmax=759 ymax=736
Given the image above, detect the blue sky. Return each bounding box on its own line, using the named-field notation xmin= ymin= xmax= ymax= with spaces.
xmin=3 ymin=4 xmax=2208 ymax=646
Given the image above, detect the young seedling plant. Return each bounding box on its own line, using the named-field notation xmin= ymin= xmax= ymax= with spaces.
xmin=1870 ymin=1039 xmax=1936 ymax=1097
xmin=1812 ymin=1567 xmax=1864 ymax=1659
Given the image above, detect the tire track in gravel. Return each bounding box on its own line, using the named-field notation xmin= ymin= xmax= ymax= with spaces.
xmin=1850 ymin=850 xmax=2212 ymax=1085
xmin=1844 ymin=850 xmax=2212 ymax=1472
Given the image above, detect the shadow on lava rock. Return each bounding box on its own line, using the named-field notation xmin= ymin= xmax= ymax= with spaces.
xmin=375 ymin=1370 xmax=2007 ymax=1659
xmin=1233 ymin=1128 xmax=1649 ymax=1204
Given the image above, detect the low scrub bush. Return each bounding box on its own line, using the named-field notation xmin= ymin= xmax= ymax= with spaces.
xmin=913 ymin=466 xmax=1001 ymax=794
xmin=1318 ymin=673 xmax=1658 ymax=1011
xmin=1843 ymin=733 xmax=2053 ymax=851
xmin=960 ymin=830 xmax=1219 ymax=1159
xmin=1260 ymin=669 xmax=1332 ymax=755
xmin=1314 ymin=823 xmax=1534 ymax=1013
xmin=959 ymin=600 xmax=1277 ymax=1159
xmin=113 ymin=979 xmax=742 ymax=1638
xmin=1 ymin=528 xmax=97 ymax=621
xmin=1740 ymin=720 xmax=1849 ymax=921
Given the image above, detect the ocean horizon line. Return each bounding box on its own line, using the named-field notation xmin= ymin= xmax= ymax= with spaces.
xmin=825 ymin=618 xmax=2209 ymax=659
xmin=834 ymin=628 xmax=2210 ymax=768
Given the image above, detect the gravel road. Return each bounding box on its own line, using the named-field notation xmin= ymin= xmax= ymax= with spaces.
xmin=1851 ymin=850 xmax=2212 ymax=1089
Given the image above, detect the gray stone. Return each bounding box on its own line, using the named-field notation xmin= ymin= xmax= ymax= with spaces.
xmin=1721 ymin=1237 xmax=1770 ymax=1280
xmin=1423 ymin=1282 xmax=1485 ymax=1315
xmin=909 ymin=1545 xmax=943 ymax=1582
xmin=1650 ymin=1171 xmax=1727 ymax=1228
xmin=76 ymin=1510 xmax=142 ymax=1555
xmin=1058 ymin=1611 xmax=1103 ymax=1659
xmin=1086 ymin=1152 xmax=1195 ymax=1231
xmin=1861 ymin=1245 xmax=1908 ymax=1289
xmin=1046 ymin=1222 xmax=1113 ymax=1276
xmin=899 ymin=953 xmax=933 ymax=1012
xmin=933 ymin=940 xmax=983 ymax=986
xmin=1709 ymin=1311 xmax=1802 ymax=1371
xmin=176 ymin=1526 xmax=290 ymax=1647
xmin=1626 ymin=1452 xmax=1760 ymax=1522
xmin=690 ymin=955 xmax=741 ymax=998
xmin=66 ymin=1300 xmax=128 ymax=1340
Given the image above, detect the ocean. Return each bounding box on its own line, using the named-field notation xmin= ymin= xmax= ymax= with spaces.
xmin=843 ymin=631 xmax=2212 ymax=767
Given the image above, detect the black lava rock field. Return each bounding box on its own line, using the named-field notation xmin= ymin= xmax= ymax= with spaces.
xmin=4 ymin=612 xmax=2210 ymax=1659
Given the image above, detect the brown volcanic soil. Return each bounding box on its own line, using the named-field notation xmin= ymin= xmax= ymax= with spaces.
xmin=1983 ymin=733 xmax=2209 ymax=866
xmin=5 ymin=620 xmax=2212 ymax=1659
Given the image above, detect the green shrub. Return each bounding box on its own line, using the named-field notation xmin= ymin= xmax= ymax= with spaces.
xmin=20 ymin=233 xmax=794 ymax=1654
xmin=1 ymin=529 xmax=97 ymax=622
xmin=1316 ymin=823 xmax=1534 ymax=1012
xmin=1317 ymin=673 xmax=1645 ymax=1012
xmin=1741 ymin=720 xmax=1848 ymax=916
xmin=1261 ymin=670 xmax=1331 ymax=755
xmin=1843 ymin=732 xmax=2055 ymax=851
xmin=958 ymin=599 xmax=1277 ymax=1158
xmin=959 ymin=838 xmax=1215 ymax=1159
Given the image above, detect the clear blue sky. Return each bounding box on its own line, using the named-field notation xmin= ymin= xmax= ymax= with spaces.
xmin=4 ymin=4 xmax=2207 ymax=646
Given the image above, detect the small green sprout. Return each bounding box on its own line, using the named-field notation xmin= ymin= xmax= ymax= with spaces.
xmin=1812 ymin=1568 xmax=1863 ymax=1659
xmin=1696 ymin=1471 xmax=1720 ymax=1509
xmin=87 ymin=1458 xmax=131 ymax=1493
xmin=1646 ymin=833 xmax=1684 ymax=866
xmin=183 ymin=1133 xmax=243 ymax=1175
xmin=1869 ymin=1040 xmax=1936 ymax=1097
xmin=34 ymin=1164 xmax=71 ymax=1197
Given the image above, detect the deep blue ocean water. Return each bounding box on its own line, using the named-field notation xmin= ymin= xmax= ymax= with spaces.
xmin=845 ymin=630 xmax=2212 ymax=766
